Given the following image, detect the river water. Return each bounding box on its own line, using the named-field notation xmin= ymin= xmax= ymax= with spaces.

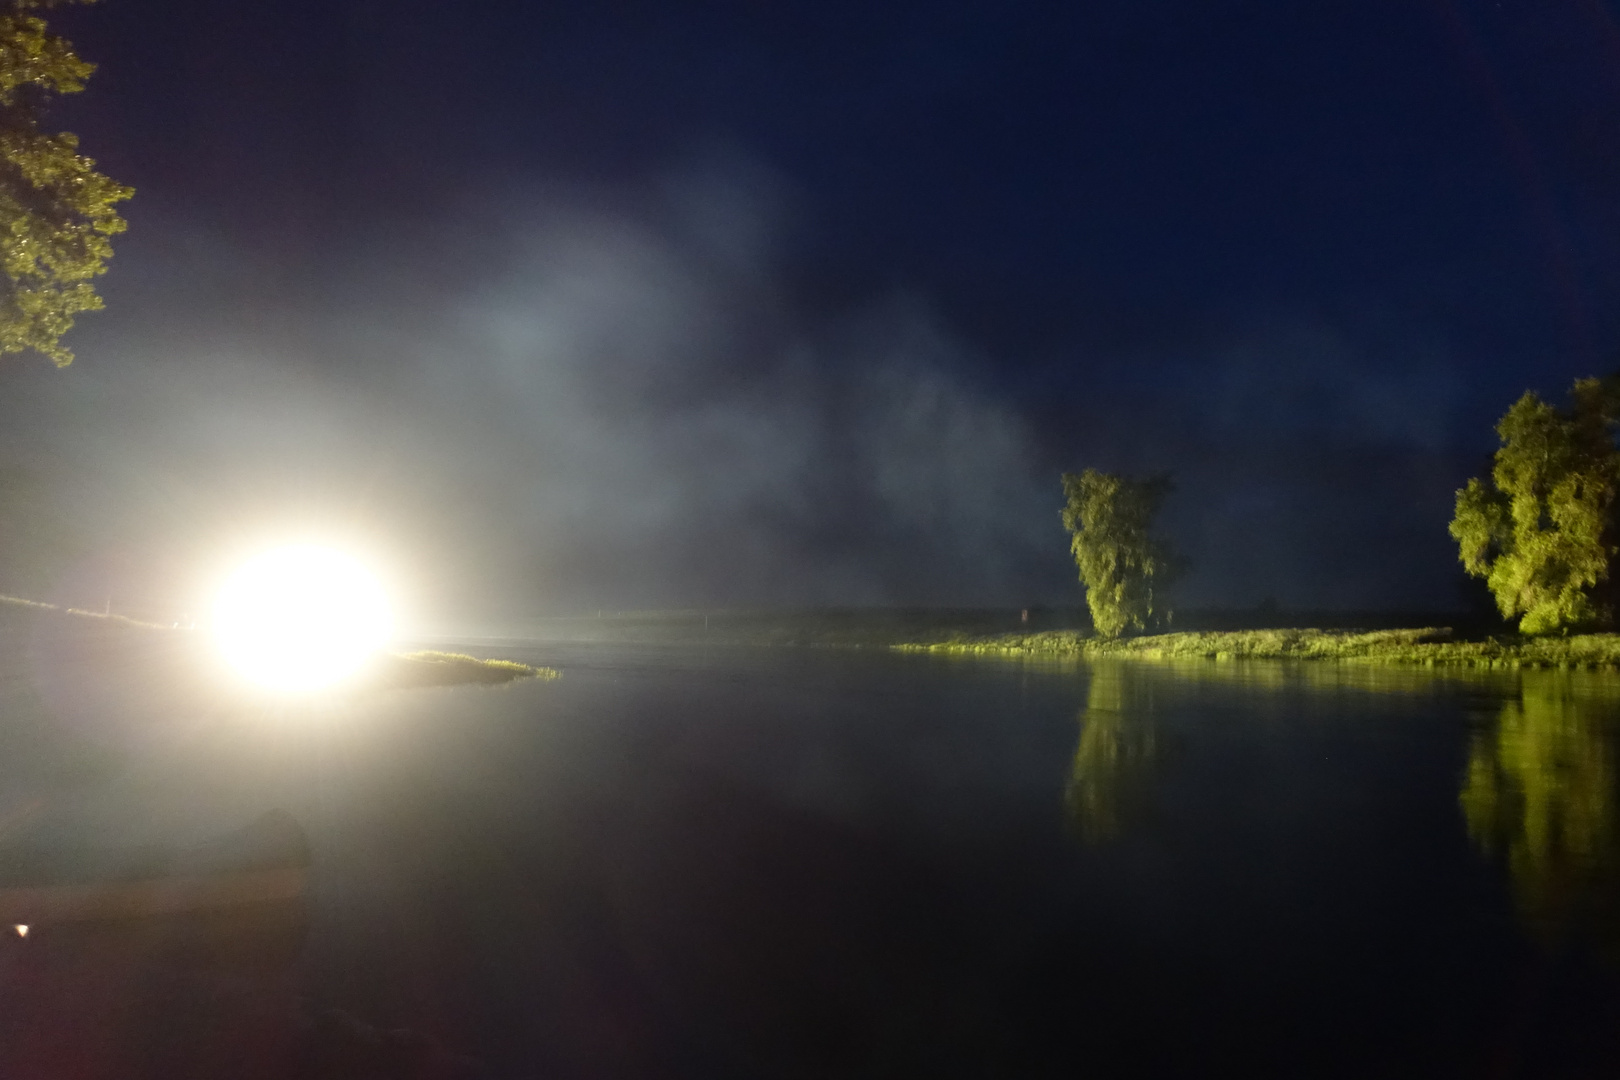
xmin=4 ymin=643 xmax=1620 ymax=1077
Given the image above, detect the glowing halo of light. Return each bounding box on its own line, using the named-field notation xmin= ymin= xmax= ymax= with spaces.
xmin=211 ymin=544 xmax=392 ymax=692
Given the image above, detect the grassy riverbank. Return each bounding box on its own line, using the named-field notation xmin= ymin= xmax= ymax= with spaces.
xmin=895 ymin=627 xmax=1620 ymax=670
xmin=373 ymin=650 xmax=557 ymax=688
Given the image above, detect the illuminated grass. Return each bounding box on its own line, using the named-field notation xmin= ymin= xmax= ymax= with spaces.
xmin=895 ymin=628 xmax=1620 ymax=670
xmin=375 ymin=650 xmax=558 ymax=688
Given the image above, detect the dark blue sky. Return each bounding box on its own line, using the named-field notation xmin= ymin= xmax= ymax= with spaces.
xmin=9 ymin=0 xmax=1620 ymax=616
xmin=66 ymin=0 xmax=1620 ymax=363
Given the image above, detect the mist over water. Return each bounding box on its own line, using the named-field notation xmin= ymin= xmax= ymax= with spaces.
xmin=0 ymin=173 xmax=1072 ymax=617
xmin=0 ymin=162 xmax=1475 ymax=618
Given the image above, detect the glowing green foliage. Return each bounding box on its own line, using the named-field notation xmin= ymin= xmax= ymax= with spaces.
xmin=1060 ymin=469 xmax=1181 ymax=638
xmin=1460 ymin=675 xmax=1620 ymax=956
xmin=0 ymin=0 xmax=129 ymax=366
xmin=1451 ymin=379 xmax=1620 ymax=635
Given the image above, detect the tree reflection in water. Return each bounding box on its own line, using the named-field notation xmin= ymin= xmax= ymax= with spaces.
xmin=1065 ymin=662 xmax=1159 ymax=843
xmin=1461 ymin=673 xmax=1620 ymax=957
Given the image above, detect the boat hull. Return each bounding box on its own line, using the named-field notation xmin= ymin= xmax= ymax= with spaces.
xmin=0 ymin=865 xmax=307 ymax=926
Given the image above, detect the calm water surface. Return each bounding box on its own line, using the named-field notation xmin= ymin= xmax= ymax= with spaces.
xmin=5 ymin=644 xmax=1620 ymax=1077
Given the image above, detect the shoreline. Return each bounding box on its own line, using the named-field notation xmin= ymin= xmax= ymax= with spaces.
xmin=892 ymin=627 xmax=1620 ymax=671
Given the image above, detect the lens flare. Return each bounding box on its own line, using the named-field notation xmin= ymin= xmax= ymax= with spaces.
xmin=212 ymin=545 xmax=392 ymax=692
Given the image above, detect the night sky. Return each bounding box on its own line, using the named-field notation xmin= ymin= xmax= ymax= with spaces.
xmin=2 ymin=0 xmax=1618 ymax=620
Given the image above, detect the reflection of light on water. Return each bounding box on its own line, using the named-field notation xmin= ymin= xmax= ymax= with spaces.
xmin=1067 ymin=662 xmax=1159 ymax=844
xmin=1461 ymin=673 xmax=1620 ymax=957
xmin=13 ymin=924 xmax=26 ymax=938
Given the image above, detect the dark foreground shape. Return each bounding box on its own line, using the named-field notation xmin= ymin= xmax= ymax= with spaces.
xmin=0 ymin=812 xmax=482 ymax=1079
xmin=0 ymin=809 xmax=311 ymax=928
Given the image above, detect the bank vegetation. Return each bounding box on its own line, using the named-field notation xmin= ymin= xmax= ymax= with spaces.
xmin=896 ymin=626 xmax=1620 ymax=670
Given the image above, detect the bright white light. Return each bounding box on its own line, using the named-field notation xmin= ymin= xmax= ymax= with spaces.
xmin=212 ymin=544 xmax=392 ymax=692
xmin=13 ymin=924 xmax=26 ymax=938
